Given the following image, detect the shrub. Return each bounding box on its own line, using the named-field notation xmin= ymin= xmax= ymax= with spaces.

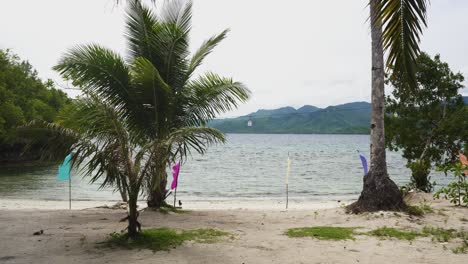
xmin=434 ymin=162 xmax=468 ymax=206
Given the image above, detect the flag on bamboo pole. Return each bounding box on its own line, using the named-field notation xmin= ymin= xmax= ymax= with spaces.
xmin=171 ymin=161 xmax=181 ymax=190
xmin=358 ymin=151 xmax=368 ymax=176
xmin=58 ymin=153 xmax=73 ymax=181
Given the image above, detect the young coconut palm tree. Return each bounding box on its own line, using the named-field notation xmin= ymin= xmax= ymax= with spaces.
xmin=349 ymin=0 xmax=429 ymax=212
xmin=121 ymin=0 xmax=250 ymax=208
xmin=26 ymin=43 xmax=230 ymax=239
xmin=24 ymin=0 xmax=248 ymax=238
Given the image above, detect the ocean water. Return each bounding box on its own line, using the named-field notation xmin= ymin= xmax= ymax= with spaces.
xmin=0 ymin=134 xmax=451 ymax=209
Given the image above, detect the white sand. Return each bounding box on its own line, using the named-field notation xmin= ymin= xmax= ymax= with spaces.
xmin=0 ymin=193 xmax=467 ymax=264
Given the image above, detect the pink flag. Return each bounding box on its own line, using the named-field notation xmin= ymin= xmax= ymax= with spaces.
xmin=171 ymin=161 xmax=181 ymax=190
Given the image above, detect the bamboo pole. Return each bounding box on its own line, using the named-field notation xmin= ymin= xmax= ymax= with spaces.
xmin=69 ymin=175 xmax=71 ymax=210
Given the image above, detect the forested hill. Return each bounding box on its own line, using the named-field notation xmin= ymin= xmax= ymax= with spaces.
xmin=211 ymin=97 xmax=468 ymax=134
xmin=0 ymin=49 xmax=70 ymax=162
xmin=209 ymin=102 xmax=372 ymax=134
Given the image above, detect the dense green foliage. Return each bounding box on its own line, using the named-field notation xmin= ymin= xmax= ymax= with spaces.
xmin=434 ymin=162 xmax=468 ymax=206
xmin=0 ymin=49 xmax=70 ymax=161
xmin=0 ymin=49 xmax=69 ymax=141
xmin=210 ymin=102 xmax=371 ymax=134
xmin=386 ymin=53 xmax=467 ymax=192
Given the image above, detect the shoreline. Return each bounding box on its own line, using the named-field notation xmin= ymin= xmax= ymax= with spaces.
xmin=0 ymin=198 xmax=351 ymax=210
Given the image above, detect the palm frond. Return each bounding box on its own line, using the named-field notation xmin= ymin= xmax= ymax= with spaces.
xmin=53 ymin=44 xmax=154 ymax=141
xmin=73 ymin=96 xmax=133 ymax=146
xmin=156 ymin=0 xmax=192 ymax=89
xmin=131 ymin=57 xmax=173 ymax=135
xmin=164 ymin=126 xmax=225 ymax=161
xmin=160 ymin=0 xmax=192 ymax=33
xmin=126 ymin=0 xmax=190 ymax=89
xmin=125 ymin=0 xmax=161 ymax=62
xmin=182 ymin=72 xmax=250 ymax=126
xmin=378 ymin=0 xmax=428 ymax=89
xmin=53 ymin=44 xmax=135 ymax=108
xmin=18 ymin=120 xmax=81 ymax=161
xmin=187 ymin=29 xmax=229 ymax=79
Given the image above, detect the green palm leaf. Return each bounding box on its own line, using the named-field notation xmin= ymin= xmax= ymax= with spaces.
xmin=183 ymin=72 xmax=250 ymax=126
xmin=160 ymin=0 xmax=193 ymax=33
xmin=131 ymin=57 xmax=173 ymax=135
xmin=53 ymin=44 xmax=152 ymax=140
xmin=125 ymin=0 xmax=161 ymax=62
xmin=378 ymin=0 xmax=428 ymax=88
xmin=126 ymin=0 xmax=190 ymax=89
xmin=165 ymin=126 xmax=225 ymax=160
xmin=54 ymin=44 xmax=131 ymax=103
xmin=187 ymin=29 xmax=229 ymax=79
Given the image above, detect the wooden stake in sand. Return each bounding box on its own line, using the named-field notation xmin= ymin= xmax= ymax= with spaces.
xmin=285 ymin=153 xmax=291 ymax=210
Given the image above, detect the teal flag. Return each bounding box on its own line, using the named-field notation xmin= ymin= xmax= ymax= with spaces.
xmin=58 ymin=153 xmax=73 ymax=181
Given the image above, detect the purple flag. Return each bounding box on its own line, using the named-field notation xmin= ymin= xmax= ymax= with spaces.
xmin=358 ymin=151 xmax=368 ymax=176
xmin=170 ymin=161 xmax=181 ymax=190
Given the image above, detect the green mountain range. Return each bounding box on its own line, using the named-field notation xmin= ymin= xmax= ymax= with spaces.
xmin=210 ymin=96 xmax=468 ymax=134
xmin=209 ymin=102 xmax=372 ymax=134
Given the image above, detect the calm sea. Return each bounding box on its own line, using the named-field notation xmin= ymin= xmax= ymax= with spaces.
xmin=0 ymin=134 xmax=451 ymax=208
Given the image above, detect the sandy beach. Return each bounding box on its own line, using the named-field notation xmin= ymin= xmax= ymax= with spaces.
xmin=0 ymin=194 xmax=467 ymax=264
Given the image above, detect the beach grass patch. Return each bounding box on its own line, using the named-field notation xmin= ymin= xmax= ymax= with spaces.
xmin=422 ymin=227 xmax=458 ymax=242
xmin=286 ymin=226 xmax=357 ymax=240
xmin=155 ymin=202 xmax=190 ymax=214
xmin=452 ymin=240 xmax=468 ymax=254
xmin=180 ymin=229 xmax=230 ymax=243
xmin=158 ymin=206 xmax=190 ymax=214
xmin=102 ymin=228 xmax=229 ymax=251
xmin=406 ymin=203 xmax=433 ymax=216
xmin=367 ymin=227 xmax=422 ymax=240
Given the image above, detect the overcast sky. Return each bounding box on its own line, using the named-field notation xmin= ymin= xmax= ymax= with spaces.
xmin=1 ymin=0 xmax=467 ymax=117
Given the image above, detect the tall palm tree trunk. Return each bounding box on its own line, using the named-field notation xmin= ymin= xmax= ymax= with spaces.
xmin=348 ymin=0 xmax=404 ymax=213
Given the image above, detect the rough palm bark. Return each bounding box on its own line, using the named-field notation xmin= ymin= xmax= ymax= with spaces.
xmin=127 ymin=191 xmax=140 ymax=239
xmin=347 ymin=0 xmax=404 ymax=213
xmin=147 ymin=173 xmax=168 ymax=208
xmin=146 ymin=148 xmax=169 ymax=208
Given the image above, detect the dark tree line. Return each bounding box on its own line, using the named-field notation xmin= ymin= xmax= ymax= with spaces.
xmin=0 ymin=49 xmax=70 ymax=162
